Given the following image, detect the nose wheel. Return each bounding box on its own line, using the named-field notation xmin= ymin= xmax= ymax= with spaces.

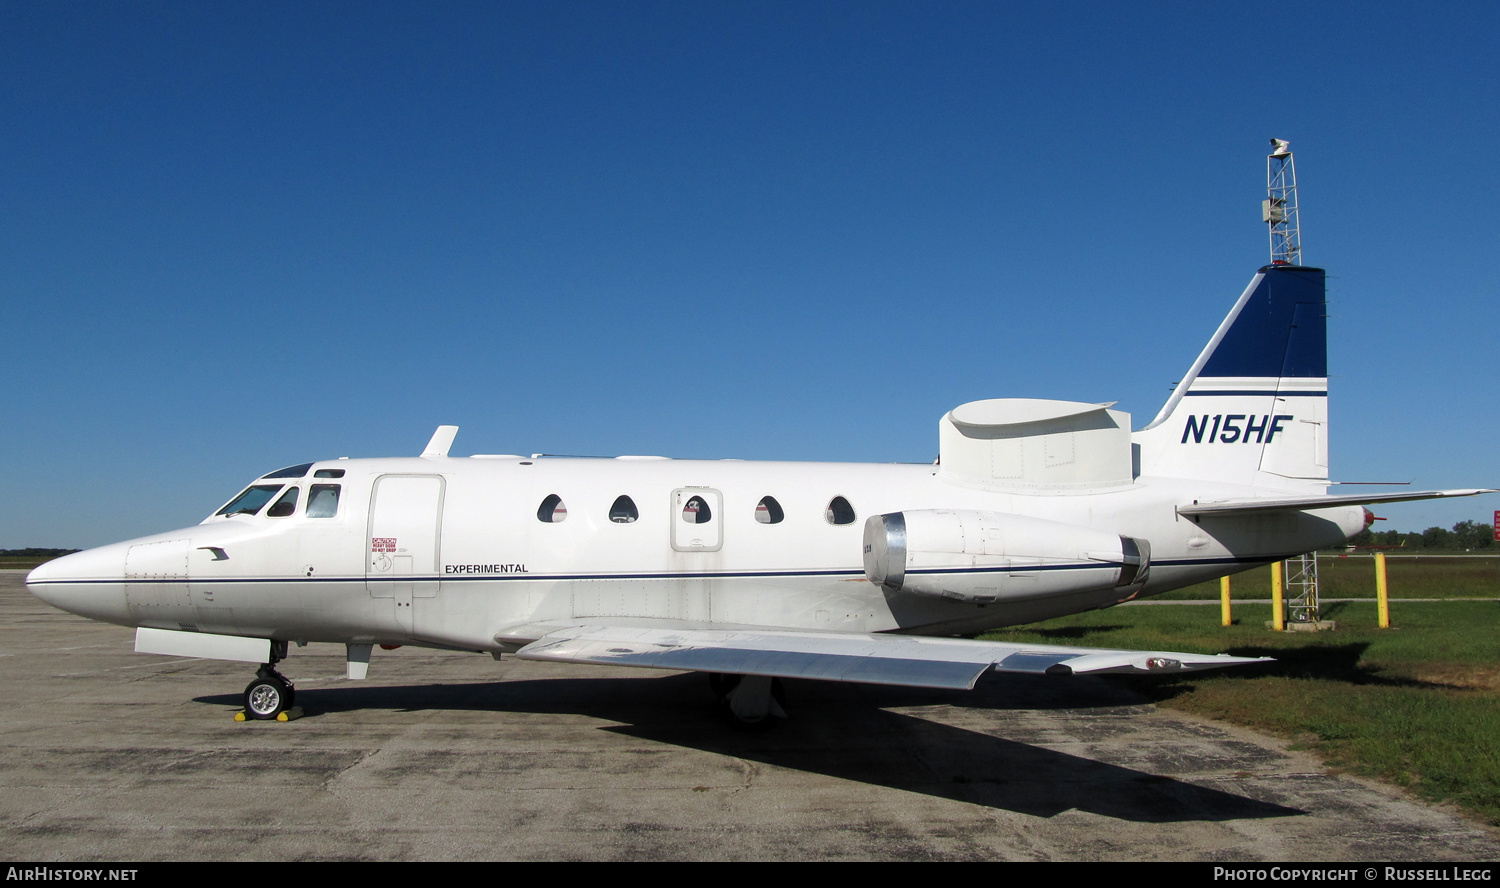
xmin=243 ymin=651 xmax=296 ymax=720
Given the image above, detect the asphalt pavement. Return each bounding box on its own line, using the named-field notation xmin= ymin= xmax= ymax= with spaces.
xmin=3 ymin=570 xmax=1496 ymax=862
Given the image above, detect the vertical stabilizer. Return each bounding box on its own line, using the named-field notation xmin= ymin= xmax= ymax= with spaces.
xmin=1134 ymin=266 xmax=1328 ymax=491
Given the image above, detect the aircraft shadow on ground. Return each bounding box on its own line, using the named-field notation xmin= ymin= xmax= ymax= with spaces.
xmin=1138 ymin=641 xmax=1469 ymax=694
xmin=196 ymin=671 xmax=1301 ymax=823
xmin=999 ymin=624 xmax=1132 ymax=642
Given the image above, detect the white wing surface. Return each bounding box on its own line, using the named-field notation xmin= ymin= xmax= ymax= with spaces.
xmin=1176 ymin=488 xmax=1494 ymax=517
xmin=511 ymin=624 xmax=1269 ymax=690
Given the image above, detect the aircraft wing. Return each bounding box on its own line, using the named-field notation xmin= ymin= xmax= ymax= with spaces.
xmin=510 ymin=624 xmax=1269 ymax=691
xmin=1177 ymin=488 xmax=1495 ymax=517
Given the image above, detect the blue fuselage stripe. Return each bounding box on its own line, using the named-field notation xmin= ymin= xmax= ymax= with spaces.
xmin=30 ymin=555 xmax=1289 ymax=587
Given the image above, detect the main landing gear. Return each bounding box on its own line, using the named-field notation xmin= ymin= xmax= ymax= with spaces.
xmin=708 ymin=673 xmax=788 ymax=730
xmin=242 ymin=641 xmax=296 ymax=720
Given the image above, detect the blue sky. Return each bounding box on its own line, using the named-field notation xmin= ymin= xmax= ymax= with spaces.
xmin=3 ymin=1 xmax=1496 ymax=547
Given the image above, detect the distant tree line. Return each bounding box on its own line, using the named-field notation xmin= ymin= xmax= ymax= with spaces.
xmin=0 ymin=548 xmax=81 ymax=557
xmin=1348 ymin=520 xmax=1495 ymax=551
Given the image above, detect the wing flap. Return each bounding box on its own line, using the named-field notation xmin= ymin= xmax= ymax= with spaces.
xmin=512 ymin=625 xmax=1269 ymax=690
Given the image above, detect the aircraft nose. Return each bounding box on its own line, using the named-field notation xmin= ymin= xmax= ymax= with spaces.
xmin=26 ymin=546 xmax=135 ymax=626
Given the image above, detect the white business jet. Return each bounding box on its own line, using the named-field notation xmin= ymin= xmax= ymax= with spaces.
xmin=27 ymin=264 xmax=1491 ymax=725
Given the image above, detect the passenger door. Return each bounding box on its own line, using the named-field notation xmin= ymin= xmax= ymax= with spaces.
xmin=366 ymin=474 xmax=445 ymax=636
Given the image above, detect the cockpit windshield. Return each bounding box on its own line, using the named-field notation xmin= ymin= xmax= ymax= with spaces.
xmin=216 ymin=484 xmax=284 ymax=517
xmin=262 ymin=463 xmax=313 ymax=479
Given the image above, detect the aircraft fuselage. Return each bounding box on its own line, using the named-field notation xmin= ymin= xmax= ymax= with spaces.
xmin=28 ymin=453 xmax=1364 ymax=653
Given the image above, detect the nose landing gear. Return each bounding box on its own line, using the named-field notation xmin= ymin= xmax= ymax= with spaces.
xmin=241 ymin=641 xmax=296 ymax=720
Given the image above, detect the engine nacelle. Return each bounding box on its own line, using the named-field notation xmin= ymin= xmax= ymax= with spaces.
xmin=862 ymin=510 xmax=1150 ymax=604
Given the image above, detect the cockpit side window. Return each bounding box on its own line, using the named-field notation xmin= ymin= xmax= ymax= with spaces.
xmin=267 ymin=487 xmax=299 ymax=518
xmin=307 ymin=484 xmax=340 ymax=518
xmin=262 ymin=463 xmax=313 ymax=479
xmin=216 ymin=485 xmax=283 ymax=517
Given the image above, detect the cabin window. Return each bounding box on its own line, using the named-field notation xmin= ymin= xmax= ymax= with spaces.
xmin=266 ymin=487 xmax=300 ymax=518
xmin=754 ymin=496 xmax=785 ymax=525
xmin=216 ymin=484 xmax=283 ymax=517
xmin=825 ymin=496 xmax=856 ymax=526
xmin=262 ymin=463 xmax=313 ymax=479
xmin=609 ymin=495 xmax=639 ymax=524
xmin=313 ymin=468 xmax=345 ymax=479
xmin=537 ymin=494 xmax=568 ymax=523
xmin=680 ymin=495 xmax=712 ymax=524
xmin=307 ymin=484 xmax=341 ymax=518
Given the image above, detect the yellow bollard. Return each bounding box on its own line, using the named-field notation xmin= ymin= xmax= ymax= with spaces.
xmin=1220 ymin=576 xmax=1232 ymax=627
xmin=1376 ymin=552 xmax=1391 ymax=628
xmin=1271 ymin=561 xmax=1284 ymax=631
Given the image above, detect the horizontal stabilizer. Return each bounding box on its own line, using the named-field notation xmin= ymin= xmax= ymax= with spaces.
xmin=512 ymin=624 xmax=1270 ymax=690
xmin=1178 ymin=488 xmax=1496 ymax=517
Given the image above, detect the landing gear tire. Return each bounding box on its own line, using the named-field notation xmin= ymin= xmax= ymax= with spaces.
xmin=244 ymin=673 xmax=292 ymax=720
xmin=710 ymin=674 xmax=788 ymax=731
xmin=708 ymin=672 xmax=735 ymax=701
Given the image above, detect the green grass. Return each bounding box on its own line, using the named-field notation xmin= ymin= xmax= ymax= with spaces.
xmin=980 ymin=599 xmax=1500 ymax=826
xmin=1155 ymin=555 xmax=1500 ymax=600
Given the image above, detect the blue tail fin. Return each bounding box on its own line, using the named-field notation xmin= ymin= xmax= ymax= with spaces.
xmin=1135 ymin=266 xmax=1329 ymax=491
